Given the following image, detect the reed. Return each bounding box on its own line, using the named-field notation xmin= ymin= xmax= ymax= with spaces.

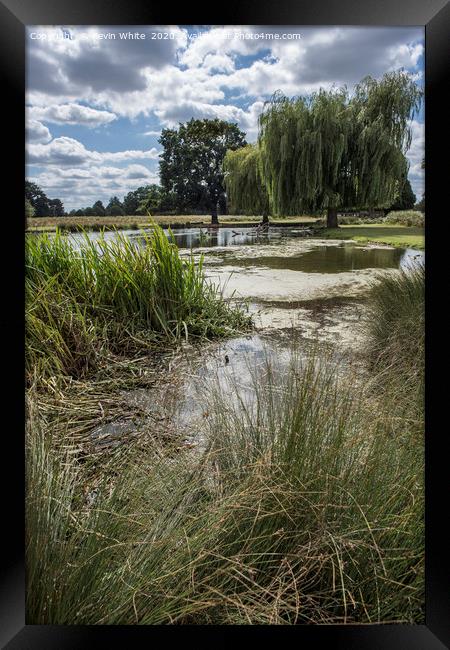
xmin=365 ymin=264 xmax=424 ymax=421
xmin=26 ymin=226 xmax=251 ymax=381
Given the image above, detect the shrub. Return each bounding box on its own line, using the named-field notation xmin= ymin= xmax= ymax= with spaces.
xmin=384 ymin=210 xmax=424 ymax=227
xmin=25 ymin=198 xmax=35 ymax=218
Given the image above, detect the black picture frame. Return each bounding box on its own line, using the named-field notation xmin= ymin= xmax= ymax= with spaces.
xmin=1 ymin=0 xmax=448 ymax=646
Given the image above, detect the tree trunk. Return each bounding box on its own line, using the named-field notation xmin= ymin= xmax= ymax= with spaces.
xmin=262 ymin=208 xmax=269 ymax=225
xmin=327 ymin=207 xmax=338 ymax=229
xmin=211 ymin=202 xmax=219 ymax=225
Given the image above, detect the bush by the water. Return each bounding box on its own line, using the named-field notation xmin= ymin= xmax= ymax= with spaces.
xmin=26 ymin=349 xmax=423 ymax=625
xmin=338 ymin=215 xmax=380 ymax=225
xmin=26 ymin=226 xmax=250 ymax=381
xmin=384 ymin=210 xmax=424 ymax=227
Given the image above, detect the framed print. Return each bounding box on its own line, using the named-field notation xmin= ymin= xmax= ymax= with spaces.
xmin=1 ymin=0 xmax=448 ymax=646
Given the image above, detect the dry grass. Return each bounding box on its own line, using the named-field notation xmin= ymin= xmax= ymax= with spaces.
xmin=26 ymin=346 xmax=424 ymax=625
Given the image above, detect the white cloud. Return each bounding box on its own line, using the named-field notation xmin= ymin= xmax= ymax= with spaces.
xmin=104 ymin=148 xmax=160 ymax=162
xmin=200 ymin=53 xmax=235 ymax=73
xmin=28 ymin=103 xmax=117 ymax=127
xmin=26 ymin=136 xmax=160 ymax=166
xmin=27 ymin=25 xmax=188 ymax=101
xmin=25 ymin=119 xmax=52 ymax=143
xmin=27 ymin=136 xmax=92 ymax=165
xmin=387 ymin=43 xmax=424 ymax=70
xmin=27 ymin=26 xmax=424 ymax=126
xmin=178 ymin=27 xmax=267 ymax=68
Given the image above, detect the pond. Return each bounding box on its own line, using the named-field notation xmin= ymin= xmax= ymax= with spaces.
xmin=65 ymin=226 xmax=424 ymax=326
xmin=79 ymin=226 xmax=423 ymax=449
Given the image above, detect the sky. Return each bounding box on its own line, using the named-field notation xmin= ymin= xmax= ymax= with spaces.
xmin=26 ymin=25 xmax=425 ymax=211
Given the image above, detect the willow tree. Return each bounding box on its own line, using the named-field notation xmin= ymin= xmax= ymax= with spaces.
xmin=258 ymin=71 xmax=422 ymax=227
xmin=223 ymin=144 xmax=270 ymax=222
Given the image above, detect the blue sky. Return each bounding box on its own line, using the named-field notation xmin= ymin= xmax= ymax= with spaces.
xmin=26 ymin=25 xmax=424 ymax=211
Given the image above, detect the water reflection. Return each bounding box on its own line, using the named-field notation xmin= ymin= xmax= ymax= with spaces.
xmin=223 ymin=244 xmax=422 ymax=273
xmin=168 ymin=227 xmax=278 ymax=248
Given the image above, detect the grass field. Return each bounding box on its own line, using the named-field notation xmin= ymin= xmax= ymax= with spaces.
xmin=322 ymin=224 xmax=425 ymax=249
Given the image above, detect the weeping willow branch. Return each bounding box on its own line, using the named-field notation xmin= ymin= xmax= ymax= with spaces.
xmin=223 ymin=145 xmax=270 ymax=217
xmin=225 ymin=71 xmax=422 ymax=224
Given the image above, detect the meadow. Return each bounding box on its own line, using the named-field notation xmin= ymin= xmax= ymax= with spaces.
xmin=322 ymin=224 xmax=425 ymax=250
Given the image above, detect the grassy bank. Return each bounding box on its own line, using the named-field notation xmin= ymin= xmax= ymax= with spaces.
xmin=27 ymin=214 xmax=318 ymax=233
xmin=26 ymin=226 xmax=251 ymax=382
xmin=25 ymin=227 xmax=424 ymax=625
xmin=365 ymin=264 xmax=425 ymax=419
xmin=320 ymin=224 xmax=425 ymax=249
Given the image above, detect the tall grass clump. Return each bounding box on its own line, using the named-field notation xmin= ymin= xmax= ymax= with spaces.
xmin=26 ymin=349 xmax=424 ymax=625
xmin=384 ymin=210 xmax=424 ymax=227
xmin=26 ymin=226 xmax=251 ymax=381
xmin=365 ymin=264 xmax=424 ymax=420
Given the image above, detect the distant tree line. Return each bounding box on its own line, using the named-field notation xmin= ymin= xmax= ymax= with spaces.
xmin=66 ymin=185 xmax=172 ymax=217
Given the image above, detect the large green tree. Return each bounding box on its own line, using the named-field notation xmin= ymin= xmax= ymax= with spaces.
xmin=48 ymin=198 xmax=65 ymax=217
xmin=223 ymin=144 xmax=270 ymax=221
xmin=25 ymin=181 xmax=50 ymax=217
xmin=256 ymin=71 xmax=422 ymax=227
xmin=159 ymin=118 xmax=247 ymax=224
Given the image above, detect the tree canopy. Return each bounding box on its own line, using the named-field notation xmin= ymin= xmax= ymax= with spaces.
xmin=159 ymin=118 xmax=247 ymax=223
xmin=106 ymin=196 xmax=124 ymax=216
xmin=26 ymin=180 xmax=65 ymax=217
xmin=225 ymin=71 xmax=422 ymax=227
xmin=123 ymin=187 xmax=150 ymax=215
xmin=122 ymin=184 xmax=169 ymax=215
xmin=92 ymin=200 xmax=106 ymax=216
